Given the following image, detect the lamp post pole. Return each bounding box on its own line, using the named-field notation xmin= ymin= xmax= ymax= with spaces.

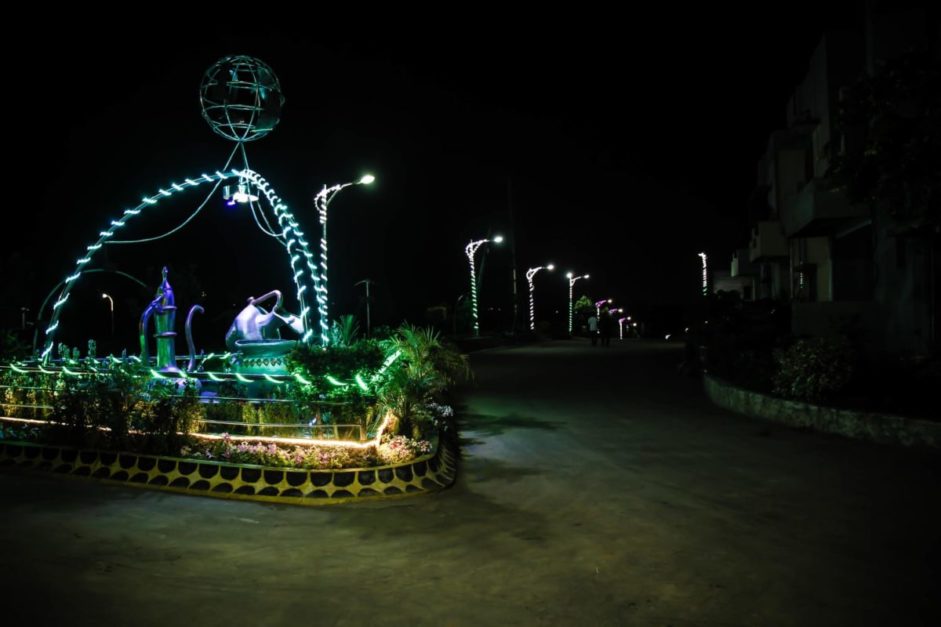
xmin=525 ymin=263 xmax=555 ymax=331
xmin=699 ymin=252 xmax=708 ymax=296
xmin=102 ymin=293 xmax=115 ymax=336
xmin=566 ymin=272 xmax=589 ymax=334
xmin=313 ymin=174 xmax=375 ymax=344
xmin=355 ymin=278 xmax=375 ymax=338
xmin=465 ymin=235 xmax=503 ymax=337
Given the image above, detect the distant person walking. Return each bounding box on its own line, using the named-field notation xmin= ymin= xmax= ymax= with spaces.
xmin=599 ymin=308 xmax=614 ymax=347
xmin=587 ymin=314 xmax=599 ymax=346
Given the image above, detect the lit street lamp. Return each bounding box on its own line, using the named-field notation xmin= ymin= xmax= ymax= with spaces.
xmin=526 ymin=263 xmax=555 ymax=331
xmin=313 ymin=174 xmax=375 ymax=343
xmin=566 ymin=272 xmax=589 ymax=334
xmin=465 ymin=235 xmax=503 ymax=336
xmin=595 ymin=298 xmax=613 ymax=318
xmin=101 ymin=293 xmax=114 ymax=336
xmin=618 ymin=316 xmax=627 ymax=340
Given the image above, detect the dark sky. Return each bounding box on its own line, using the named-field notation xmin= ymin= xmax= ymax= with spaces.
xmin=4 ymin=4 xmax=880 ymax=345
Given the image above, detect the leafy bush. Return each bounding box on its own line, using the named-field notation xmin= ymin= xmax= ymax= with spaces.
xmin=327 ymin=315 xmax=360 ymax=347
xmin=772 ymin=337 xmax=854 ymax=402
xmin=378 ymin=325 xmax=470 ymax=439
xmin=132 ymin=379 xmax=201 ymax=454
xmin=287 ymin=340 xmax=384 ymax=397
xmin=1 ymin=368 xmax=56 ymax=420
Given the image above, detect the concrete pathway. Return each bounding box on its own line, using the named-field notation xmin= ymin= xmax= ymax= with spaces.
xmin=1 ymin=340 xmax=938 ymax=626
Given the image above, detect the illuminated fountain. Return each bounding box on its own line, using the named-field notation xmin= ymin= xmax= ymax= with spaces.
xmin=1 ymin=56 xmax=394 ymax=444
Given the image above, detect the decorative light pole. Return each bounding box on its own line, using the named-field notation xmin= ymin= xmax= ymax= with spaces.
xmin=526 ymin=263 xmax=555 ymax=331
xmin=698 ymin=252 xmax=708 ymax=296
xmin=566 ymin=272 xmax=589 ymax=334
xmin=595 ymin=298 xmax=612 ymax=318
xmin=101 ymin=293 xmax=114 ymax=336
xmin=466 ymin=235 xmax=503 ymax=336
xmin=313 ymin=174 xmax=375 ymax=343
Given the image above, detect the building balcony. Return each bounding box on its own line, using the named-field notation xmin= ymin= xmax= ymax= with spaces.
xmin=749 ymin=221 xmax=787 ymax=262
xmin=781 ymin=179 xmax=869 ymax=237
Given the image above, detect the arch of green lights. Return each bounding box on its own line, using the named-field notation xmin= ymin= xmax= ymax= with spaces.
xmin=41 ymin=168 xmax=321 ymax=362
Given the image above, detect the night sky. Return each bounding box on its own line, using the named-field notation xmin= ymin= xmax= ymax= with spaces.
xmin=4 ymin=4 xmax=881 ymax=348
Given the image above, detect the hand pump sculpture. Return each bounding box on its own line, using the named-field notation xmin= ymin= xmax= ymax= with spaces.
xmin=140 ymin=267 xmax=179 ymax=372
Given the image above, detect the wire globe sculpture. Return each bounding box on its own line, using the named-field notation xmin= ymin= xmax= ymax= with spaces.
xmin=199 ymin=55 xmax=284 ymax=143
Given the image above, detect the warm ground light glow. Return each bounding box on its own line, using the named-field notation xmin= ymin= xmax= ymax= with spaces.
xmin=0 ymin=411 xmax=396 ymax=451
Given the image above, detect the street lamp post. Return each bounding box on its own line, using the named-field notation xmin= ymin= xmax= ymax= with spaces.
xmin=566 ymin=272 xmax=589 ymax=334
xmin=465 ymin=235 xmax=503 ymax=337
xmin=618 ymin=316 xmax=627 ymax=340
xmin=595 ymin=298 xmax=612 ymax=318
xmin=101 ymin=293 xmax=114 ymax=336
xmin=525 ymin=263 xmax=555 ymax=331
xmin=313 ymin=174 xmax=375 ymax=344
xmin=355 ymin=278 xmax=376 ymax=338
xmin=698 ymin=252 xmax=708 ymax=296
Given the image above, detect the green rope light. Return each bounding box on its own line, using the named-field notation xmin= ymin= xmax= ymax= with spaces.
xmin=326 ymin=375 xmax=348 ymax=387
xmin=355 ymin=373 xmax=369 ymax=392
xmin=41 ymin=166 xmax=324 ymax=362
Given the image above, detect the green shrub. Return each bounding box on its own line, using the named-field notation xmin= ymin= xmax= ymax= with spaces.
xmin=772 ymin=337 xmax=854 ymax=402
xmin=287 ymin=340 xmax=384 ymax=398
xmin=132 ymin=379 xmax=200 ymax=454
xmin=378 ymin=325 xmax=470 ymax=439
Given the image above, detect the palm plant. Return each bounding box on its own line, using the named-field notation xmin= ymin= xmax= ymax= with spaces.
xmin=377 ymin=325 xmax=470 ymax=437
xmin=328 ymin=315 xmax=360 ymax=348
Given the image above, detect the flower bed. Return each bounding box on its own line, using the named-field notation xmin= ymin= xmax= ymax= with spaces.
xmin=183 ymin=433 xmax=433 ymax=469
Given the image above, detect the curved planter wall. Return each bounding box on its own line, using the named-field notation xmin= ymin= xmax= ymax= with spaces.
xmin=704 ymin=374 xmax=940 ymax=449
xmin=0 ymin=439 xmax=457 ymax=505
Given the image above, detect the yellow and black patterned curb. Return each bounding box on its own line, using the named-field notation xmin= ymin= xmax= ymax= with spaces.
xmin=0 ymin=439 xmax=457 ymax=505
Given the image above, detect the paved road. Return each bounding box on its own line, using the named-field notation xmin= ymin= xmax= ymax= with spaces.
xmin=1 ymin=340 xmax=939 ymax=626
